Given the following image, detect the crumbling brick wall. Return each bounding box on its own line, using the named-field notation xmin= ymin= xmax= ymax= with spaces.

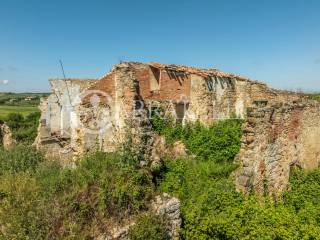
xmin=235 ymin=100 xmax=320 ymax=195
xmin=35 ymin=61 xmax=308 ymax=167
xmin=133 ymin=63 xmax=191 ymax=102
xmin=73 ymin=63 xmax=144 ymax=156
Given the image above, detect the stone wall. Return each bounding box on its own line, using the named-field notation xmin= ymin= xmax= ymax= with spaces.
xmin=72 ymin=63 xmax=144 ymax=156
xmin=235 ymin=100 xmax=320 ymax=195
xmin=0 ymin=121 xmax=16 ymax=150
xmin=185 ymin=74 xmax=303 ymax=124
xmin=186 ymin=75 xmax=237 ymax=123
xmin=34 ymin=79 xmax=97 ymax=160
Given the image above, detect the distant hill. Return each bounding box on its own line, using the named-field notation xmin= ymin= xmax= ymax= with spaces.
xmin=0 ymin=92 xmax=49 ymax=106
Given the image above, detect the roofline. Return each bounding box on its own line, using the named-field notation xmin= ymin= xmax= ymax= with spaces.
xmin=49 ymin=78 xmax=98 ymax=82
xmin=99 ymin=61 xmax=265 ymax=84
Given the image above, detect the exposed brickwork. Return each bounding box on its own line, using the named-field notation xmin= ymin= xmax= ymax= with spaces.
xmin=133 ymin=65 xmax=191 ymax=102
xmin=88 ymin=72 xmax=116 ymax=98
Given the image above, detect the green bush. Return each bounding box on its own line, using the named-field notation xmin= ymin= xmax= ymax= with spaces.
xmin=0 ymin=144 xmax=44 ymax=175
xmin=151 ymin=114 xmax=242 ymax=163
xmin=159 ymin=159 xmax=320 ymax=239
xmin=129 ymin=213 xmax=170 ymax=240
xmin=81 ymin=152 xmax=155 ymax=218
xmin=5 ymin=112 xmax=40 ymax=142
xmin=0 ymin=172 xmax=53 ymax=240
xmin=157 ymin=120 xmax=320 ymax=239
xmin=0 ymin=147 xmax=156 ymax=239
xmin=284 ymin=168 xmax=320 ymax=211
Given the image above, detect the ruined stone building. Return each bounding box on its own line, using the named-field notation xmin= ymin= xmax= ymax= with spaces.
xmin=35 ymin=61 xmax=320 ymax=194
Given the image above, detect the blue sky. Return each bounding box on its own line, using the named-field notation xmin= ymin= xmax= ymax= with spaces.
xmin=0 ymin=0 xmax=319 ymax=92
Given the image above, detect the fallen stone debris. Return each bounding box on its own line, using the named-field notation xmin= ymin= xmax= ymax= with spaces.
xmin=0 ymin=121 xmax=16 ymax=150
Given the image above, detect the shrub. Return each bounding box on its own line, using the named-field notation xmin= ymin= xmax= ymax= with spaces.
xmin=129 ymin=213 xmax=170 ymax=240
xmin=151 ymin=116 xmax=242 ymax=163
xmin=157 ymin=120 xmax=320 ymax=239
xmin=0 ymin=172 xmax=52 ymax=240
xmin=284 ymin=168 xmax=320 ymax=211
xmin=5 ymin=112 xmax=40 ymax=142
xmin=0 ymin=144 xmax=44 ymax=175
xmin=160 ymin=157 xmax=320 ymax=239
xmin=0 ymin=145 xmax=156 ymax=239
xmin=182 ymin=120 xmax=242 ymax=163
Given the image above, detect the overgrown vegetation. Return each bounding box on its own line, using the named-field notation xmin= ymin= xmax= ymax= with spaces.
xmin=1 ymin=115 xmax=320 ymax=239
xmin=129 ymin=213 xmax=170 ymax=240
xmin=152 ymin=116 xmax=320 ymax=239
xmin=0 ymin=145 xmax=159 ymax=239
xmin=158 ymin=158 xmax=320 ymax=239
xmin=151 ymin=112 xmax=242 ymax=162
xmin=0 ymin=95 xmax=40 ymax=144
xmin=3 ymin=112 xmax=40 ymax=142
xmin=0 ymin=92 xmax=43 ymax=130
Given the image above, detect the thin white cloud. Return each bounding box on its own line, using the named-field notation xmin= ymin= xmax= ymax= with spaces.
xmin=1 ymin=80 xmax=9 ymax=85
xmin=315 ymin=59 xmax=320 ymax=64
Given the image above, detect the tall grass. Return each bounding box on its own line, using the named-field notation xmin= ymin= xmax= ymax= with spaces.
xmin=0 ymin=145 xmax=156 ymax=239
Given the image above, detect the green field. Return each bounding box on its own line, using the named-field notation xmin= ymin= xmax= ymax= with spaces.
xmin=0 ymin=105 xmax=39 ymax=119
xmin=0 ymin=92 xmax=49 ymax=105
xmin=0 ymin=92 xmax=46 ymax=119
